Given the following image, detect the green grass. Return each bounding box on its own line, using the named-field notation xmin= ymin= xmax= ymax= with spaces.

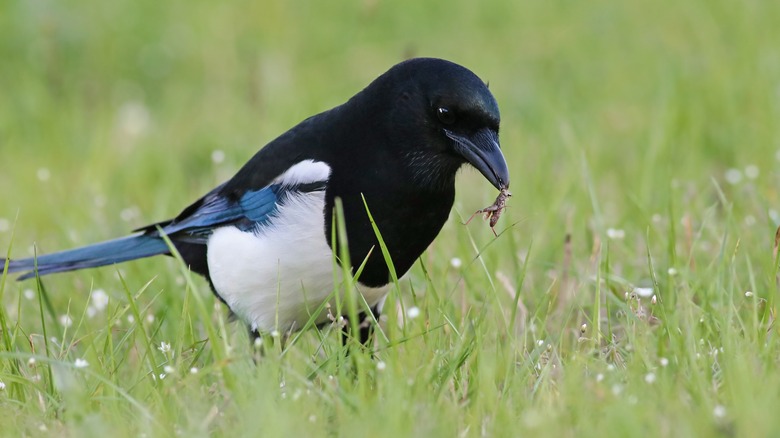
xmin=2 ymin=0 xmax=780 ymax=435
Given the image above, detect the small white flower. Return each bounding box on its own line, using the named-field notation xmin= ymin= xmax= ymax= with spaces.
xmin=633 ymin=287 xmax=653 ymax=298
xmin=713 ymin=404 xmax=727 ymax=419
xmin=86 ymin=307 xmax=97 ymax=318
xmin=23 ymin=289 xmax=35 ymax=300
xmin=270 ymin=330 xmax=281 ymax=338
xmin=159 ymin=373 xmax=167 ymax=380
xmin=127 ymin=315 xmax=135 ymax=324
xmin=253 ymin=337 xmax=263 ymax=348
xmin=37 ymin=168 xmax=51 ymax=182
xmin=725 ymin=168 xmax=743 ymax=185
xmin=0 ymin=218 xmax=9 ymax=233
xmin=611 ymin=384 xmax=623 ymax=395
xmin=308 ymin=415 xmax=317 ymax=423
xmin=644 ymin=373 xmax=656 ymax=384
xmin=376 ymin=361 xmax=387 ymax=371
xmin=406 ymin=306 xmax=421 ymax=319
xmin=607 ymin=364 xmax=615 ymax=372
xmin=745 ymin=291 xmax=754 ymax=298
xmin=667 ymin=267 xmax=678 ymax=276
xmin=91 ymin=289 xmax=109 ymax=311
xmin=93 ymin=195 xmax=106 ymax=208
xmin=146 ymin=314 xmax=155 ymax=323
xmin=745 ymin=165 xmax=759 ymax=180
xmin=651 ymin=295 xmax=657 ymax=305
xmin=595 ymin=373 xmax=604 ymax=382
xmin=660 ymin=357 xmax=669 ymax=367
xmin=158 ymin=342 xmax=171 ymax=353
xmin=190 ymin=367 xmax=199 ymax=374
xmin=211 ymin=150 xmax=226 ymax=164
xmin=117 ymin=101 xmax=151 ymax=139
xmin=450 ymin=257 xmax=462 ymax=269
xmin=120 ymin=206 xmax=140 ymax=222
xmin=59 ymin=314 xmax=73 ymax=328
xmin=537 ymin=339 xmax=545 ymax=347
xmin=28 ymin=357 xmax=36 ymax=365
xmin=74 ymin=358 xmax=89 ymax=368
xmin=163 ymin=365 xmax=175 ymax=374
xmin=0 ymin=381 xmax=6 ymax=390
xmin=606 ymin=228 xmax=625 ymax=240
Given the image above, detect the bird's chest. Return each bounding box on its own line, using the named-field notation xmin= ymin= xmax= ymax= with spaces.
xmin=330 ymin=179 xmax=456 ymax=287
xmin=205 ymin=190 xmax=387 ymax=333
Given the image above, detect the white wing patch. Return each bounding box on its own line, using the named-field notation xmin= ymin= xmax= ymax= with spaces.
xmin=207 ymin=162 xmax=387 ymax=333
xmin=271 ymin=159 xmax=332 ymax=186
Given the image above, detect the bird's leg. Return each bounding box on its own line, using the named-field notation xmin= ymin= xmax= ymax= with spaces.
xmin=340 ymin=305 xmax=381 ymax=348
xmin=249 ymin=326 xmax=266 ymax=362
xmin=359 ymin=305 xmax=381 ymax=346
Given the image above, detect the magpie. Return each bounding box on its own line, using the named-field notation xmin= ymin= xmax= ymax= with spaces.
xmin=2 ymin=57 xmax=510 ymax=341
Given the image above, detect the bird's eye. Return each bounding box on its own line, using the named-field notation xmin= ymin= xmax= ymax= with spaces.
xmin=437 ymin=107 xmax=456 ymax=125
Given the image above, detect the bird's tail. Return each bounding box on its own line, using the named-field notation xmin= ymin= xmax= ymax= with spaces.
xmin=2 ymin=234 xmax=169 ymax=281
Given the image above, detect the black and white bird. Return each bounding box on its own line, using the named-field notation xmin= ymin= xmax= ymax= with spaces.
xmin=2 ymin=58 xmax=510 ymax=340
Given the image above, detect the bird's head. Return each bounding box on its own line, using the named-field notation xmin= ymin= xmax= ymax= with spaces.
xmin=366 ymin=58 xmax=510 ymax=191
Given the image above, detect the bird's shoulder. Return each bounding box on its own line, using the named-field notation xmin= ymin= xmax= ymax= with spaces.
xmin=135 ymin=112 xmax=340 ymax=238
xmin=219 ymin=109 xmax=348 ymax=198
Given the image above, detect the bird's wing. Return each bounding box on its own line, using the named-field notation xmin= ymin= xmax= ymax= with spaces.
xmin=3 ymin=160 xmax=331 ymax=281
xmin=145 ymin=159 xmax=331 ymax=243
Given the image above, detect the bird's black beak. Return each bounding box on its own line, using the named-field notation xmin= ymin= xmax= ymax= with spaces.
xmin=445 ymin=128 xmax=510 ymax=190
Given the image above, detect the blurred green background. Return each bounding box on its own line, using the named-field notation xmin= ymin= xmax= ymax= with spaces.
xmin=2 ymin=0 xmax=779 ymax=255
xmin=3 ymin=0 xmax=779 ymax=256
xmin=3 ymin=0 xmax=780 ymax=436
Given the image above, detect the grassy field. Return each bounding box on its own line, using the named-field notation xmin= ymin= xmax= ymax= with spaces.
xmin=2 ymin=0 xmax=780 ymax=436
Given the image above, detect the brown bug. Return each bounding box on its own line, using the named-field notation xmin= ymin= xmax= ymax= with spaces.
xmin=466 ymin=187 xmax=511 ymax=236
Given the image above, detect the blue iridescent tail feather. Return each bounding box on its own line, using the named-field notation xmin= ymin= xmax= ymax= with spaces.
xmin=2 ymin=234 xmax=169 ymax=280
